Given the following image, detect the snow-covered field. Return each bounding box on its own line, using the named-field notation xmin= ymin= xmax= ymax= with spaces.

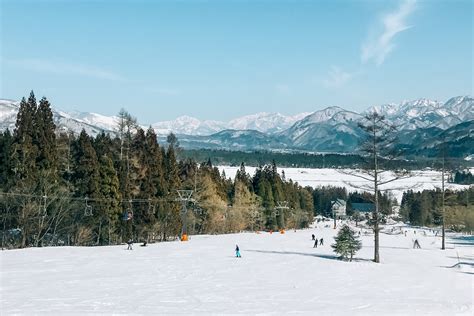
xmin=1 ymin=223 xmax=472 ymax=315
xmin=219 ymin=166 xmax=472 ymax=202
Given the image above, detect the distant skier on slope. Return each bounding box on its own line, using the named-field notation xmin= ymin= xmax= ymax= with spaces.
xmin=127 ymin=239 xmax=133 ymax=250
xmin=313 ymin=238 xmax=318 ymax=248
xmin=413 ymin=239 xmax=421 ymax=249
xmin=235 ymin=244 xmax=241 ymax=258
xmin=319 ymin=238 xmax=324 ymax=246
xmin=312 ymin=234 xmax=315 ymax=241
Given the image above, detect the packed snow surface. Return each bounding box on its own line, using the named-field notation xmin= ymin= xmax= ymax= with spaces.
xmin=219 ymin=166 xmax=471 ymax=202
xmin=0 ymin=223 xmax=472 ymax=315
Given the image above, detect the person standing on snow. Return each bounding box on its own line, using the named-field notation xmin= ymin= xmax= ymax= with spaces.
xmin=313 ymin=238 xmax=318 ymax=248
xmin=319 ymin=238 xmax=324 ymax=246
xmin=413 ymin=239 xmax=421 ymax=249
xmin=312 ymin=234 xmax=315 ymax=241
xmin=235 ymin=244 xmax=241 ymax=258
xmin=127 ymin=239 xmax=133 ymax=250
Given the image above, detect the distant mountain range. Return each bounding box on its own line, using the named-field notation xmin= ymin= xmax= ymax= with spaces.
xmin=151 ymin=112 xmax=311 ymax=135
xmin=1 ymin=96 xmax=473 ymax=158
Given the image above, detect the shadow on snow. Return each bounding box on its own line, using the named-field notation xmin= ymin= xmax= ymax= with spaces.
xmin=246 ymin=249 xmax=373 ymax=263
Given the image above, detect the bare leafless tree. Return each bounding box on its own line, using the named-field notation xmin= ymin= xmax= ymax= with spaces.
xmin=343 ymin=112 xmax=410 ymax=263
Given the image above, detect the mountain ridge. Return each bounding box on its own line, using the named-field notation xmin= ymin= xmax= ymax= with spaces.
xmin=0 ymin=95 xmax=472 ymax=157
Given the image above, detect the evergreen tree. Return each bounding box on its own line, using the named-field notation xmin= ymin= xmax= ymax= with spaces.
xmin=332 ymin=224 xmax=362 ymax=261
xmin=97 ymin=155 xmax=122 ymax=245
xmin=34 ymin=97 xmax=57 ymax=172
xmin=10 ymin=94 xmax=38 ymax=186
xmin=94 ymin=132 xmax=115 ymax=160
xmin=9 ymin=93 xmax=39 ymax=247
xmin=0 ymin=130 xmax=13 ymax=190
xmin=160 ymin=134 xmax=181 ymax=239
xmin=71 ymin=130 xmax=100 ymax=245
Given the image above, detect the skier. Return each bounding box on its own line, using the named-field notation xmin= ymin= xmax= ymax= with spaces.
xmin=127 ymin=239 xmax=133 ymax=250
xmin=312 ymin=234 xmax=315 ymax=241
xmin=313 ymin=238 xmax=318 ymax=248
xmin=413 ymin=239 xmax=421 ymax=249
xmin=319 ymin=238 xmax=324 ymax=246
xmin=235 ymin=244 xmax=241 ymax=258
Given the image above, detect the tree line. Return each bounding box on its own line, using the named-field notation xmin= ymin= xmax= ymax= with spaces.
xmin=400 ymin=188 xmax=474 ymax=232
xmin=0 ymin=92 xmax=316 ymax=248
xmin=452 ymin=170 xmax=474 ymax=185
xmin=180 ymin=149 xmax=471 ymax=170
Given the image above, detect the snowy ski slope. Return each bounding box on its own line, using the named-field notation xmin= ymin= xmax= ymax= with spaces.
xmin=0 ymin=223 xmax=472 ymax=315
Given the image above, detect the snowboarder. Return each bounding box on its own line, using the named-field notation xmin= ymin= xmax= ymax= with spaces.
xmin=319 ymin=238 xmax=324 ymax=246
xmin=127 ymin=239 xmax=133 ymax=250
xmin=313 ymin=239 xmax=318 ymax=248
xmin=413 ymin=239 xmax=421 ymax=249
xmin=312 ymin=234 xmax=315 ymax=241
xmin=235 ymin=244 xmax=241 ymax=258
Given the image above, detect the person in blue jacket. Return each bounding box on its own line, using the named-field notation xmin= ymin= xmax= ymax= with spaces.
xmin=235 ymin=244 xmax=241 ymax=258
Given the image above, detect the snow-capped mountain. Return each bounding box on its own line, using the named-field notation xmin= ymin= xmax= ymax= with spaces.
xmin=279 ymin=107 xmax=362 ymax=152
xmin=0 ymin=99 xmax=19 ymax=131
xmin=151 ymin=112 xmax=310 ymax=135
xmin=0 ymin=99 xmax=117 ymax=136
xmin=152 ymin=116 xmax=226 ymax=136
xmin=367 ymin=96 xmax=474 ymax=131
xmin=66 ymin=111 xmax=119 ymax=132
xmin=1 ymin=96 xmax=472 ymax=157
xmin=227 ymin=112 xmax=311 ymax=134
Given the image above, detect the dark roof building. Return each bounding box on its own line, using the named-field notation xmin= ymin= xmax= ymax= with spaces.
xmin=351 ymin=203 xmax=375 ymax=213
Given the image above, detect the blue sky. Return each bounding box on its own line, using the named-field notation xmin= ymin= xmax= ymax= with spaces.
xmin=1 ymin=0 xmax=472 ymax=123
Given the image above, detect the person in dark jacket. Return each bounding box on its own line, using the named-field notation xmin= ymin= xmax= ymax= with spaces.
xmin=313 ymin=239 xmax=318 ymax=248
xmin=312 ymin=234 xmax=315 ymax=241
xmin=235 ymin=244 xmax=241 ymax=257
xmin=413 ymin=239 xmax=421 ymax=249
xmin=319 ymin=238 xmax=324 ymax=246
xmin=127 ymin=239 xmax=133 ymax=250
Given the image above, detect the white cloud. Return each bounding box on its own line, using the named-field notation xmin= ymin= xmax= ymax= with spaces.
xmin=322 ymin=66 xmax=353 ymax=88
xmin=361 ymin=0 xmax=417 ymax=66
xmin=8 ymin=58 xmax=125 ymax=81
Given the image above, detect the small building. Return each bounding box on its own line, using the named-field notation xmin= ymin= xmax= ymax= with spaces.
xmin=351 ymin=203 xmax=375 ymax=215
xmin=331 ymin=199 xmax=347 ymax=218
